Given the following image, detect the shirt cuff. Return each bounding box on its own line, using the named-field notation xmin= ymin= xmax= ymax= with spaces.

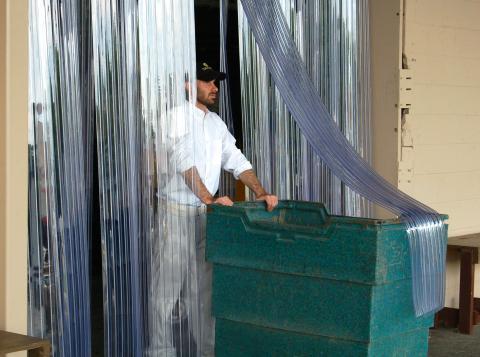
xmin=233 ymin=162 xmax=253 ymax=180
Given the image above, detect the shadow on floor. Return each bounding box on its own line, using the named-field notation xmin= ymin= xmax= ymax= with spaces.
xmin=429 ymin=326 xmax=480 ymax=356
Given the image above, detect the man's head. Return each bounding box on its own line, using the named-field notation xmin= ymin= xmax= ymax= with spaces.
xmin=195 ymin=62 xmax=226 ymax=108
xmin=197 ymin=62 xmax=226 ymax=82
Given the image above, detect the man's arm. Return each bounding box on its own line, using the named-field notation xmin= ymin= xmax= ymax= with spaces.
xmin=238 ymin=169 xmax=278 ymax=211
xmin=219 ymin=125 xmax=277 ymax=211
xmin=182 ymin=166 xmax=233 ymax=206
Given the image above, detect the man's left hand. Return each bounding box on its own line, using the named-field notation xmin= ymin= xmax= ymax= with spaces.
xmin=256 ymin=194 xmax=278 ymax=212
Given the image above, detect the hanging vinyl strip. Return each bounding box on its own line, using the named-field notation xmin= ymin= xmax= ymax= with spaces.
xmin=91 ymin=0 xmax=142 ymax=354
xmin=218 ymin=0 xmax=237 ymax=199
xmin=92 ymin=0 xmax=211 ymax=355
xmin=137 ymin=0 xmax=205 ymax=355
xmin=238 ymin=0 xmax=372 ymax=217
xmin=238 ymin=0 xmax=447 ymax=316
xmin=28 ymin=0 xmax=92 ymax=355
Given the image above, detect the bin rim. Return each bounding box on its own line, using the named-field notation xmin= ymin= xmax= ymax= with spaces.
xmin=207 ymin=200 xmax=449 ymax=229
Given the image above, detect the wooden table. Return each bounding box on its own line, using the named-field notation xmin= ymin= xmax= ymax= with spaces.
xmin=0 ymin=330 xmax=50 ymax=356
xmin=448 ymin=233 xmax=480 ymax=334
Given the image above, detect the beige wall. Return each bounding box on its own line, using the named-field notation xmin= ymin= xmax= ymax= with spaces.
xmin=402 ymin=0 xmax=480 ymax=237
xmin=0 ymin=0 xmax=29 ymax=336
xmin=401 ymin=0 xmax=480 ymax=306
xmin=0 ymin=0 xmax=6 ymax=332
xmin=371 ymin=0 xmax=480 ymax=308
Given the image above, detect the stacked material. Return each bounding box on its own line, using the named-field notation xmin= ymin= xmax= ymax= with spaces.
xmin=207 ymin=202 xmax=447 ymax=356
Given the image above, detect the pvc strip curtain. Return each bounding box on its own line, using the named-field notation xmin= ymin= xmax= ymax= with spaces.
xmin=28 ymin=0 xmax=92 ymax=355
xmin=218 ymin=0 xmax=237 ymax=198
xmin=238 ymin=0 xmax=447 ymax=316
xmin=92 ymin=0 xmax=207 ymax=355
xmin=238 ymin=0 xmax=371 ymax=217
xmin=91 ymin=1 xmax=142 ymax=355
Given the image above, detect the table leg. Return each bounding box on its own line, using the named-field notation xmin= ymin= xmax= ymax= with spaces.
xmin=458 ymin=248 xmax=475 ymax=334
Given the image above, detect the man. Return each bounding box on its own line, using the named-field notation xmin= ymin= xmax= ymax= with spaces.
xmin=182 ymin=62 xmax=278 ymax=210
xmin=150 ymin=62 xmax=277 ymax=357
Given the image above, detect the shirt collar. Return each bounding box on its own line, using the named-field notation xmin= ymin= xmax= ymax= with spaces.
xmin=193 ymin=104 xmax=209 ymax=118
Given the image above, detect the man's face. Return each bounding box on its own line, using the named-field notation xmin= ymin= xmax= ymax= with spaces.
xmin=196 ymin=79 xmax=218 ymax=107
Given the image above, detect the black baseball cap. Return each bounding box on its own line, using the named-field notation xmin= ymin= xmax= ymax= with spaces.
xmin=197 ymin=62 xmax=226 ymax=82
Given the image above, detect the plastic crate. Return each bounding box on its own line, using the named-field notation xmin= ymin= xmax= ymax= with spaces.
xmin=206 ymin=201 xmax=446 ymax=355
xmin=215 ymin=319 xmax=429 ymax=357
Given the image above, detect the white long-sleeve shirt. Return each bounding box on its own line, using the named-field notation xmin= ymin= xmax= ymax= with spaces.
xmin=161 ymin=104 xmax=252 ymax=206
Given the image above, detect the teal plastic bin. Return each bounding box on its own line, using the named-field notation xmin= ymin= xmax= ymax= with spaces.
xmin=206 ymin=201 xmax=446 ymax=356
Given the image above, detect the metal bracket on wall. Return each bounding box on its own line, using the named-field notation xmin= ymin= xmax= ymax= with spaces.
xmin=398 ymin=68 xmax=414 ymax=109
xmin=397 ymin=69 xmax=415 ymax=192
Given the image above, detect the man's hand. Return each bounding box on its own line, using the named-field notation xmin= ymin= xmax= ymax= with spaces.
xmin=238 ymin=169 xmax=278 ymax=212
xmin=213 ymin=196 xmax=234 ymax=206
xmin=256 ymin=194 xmax=278 ymax=212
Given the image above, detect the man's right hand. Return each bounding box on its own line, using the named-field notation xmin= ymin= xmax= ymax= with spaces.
xmin=213 ymin=196 xmax=234 ymax=206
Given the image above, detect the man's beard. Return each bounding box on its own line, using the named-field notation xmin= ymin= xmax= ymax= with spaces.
xmin=198 ymin=96 xmax=215 ymax=107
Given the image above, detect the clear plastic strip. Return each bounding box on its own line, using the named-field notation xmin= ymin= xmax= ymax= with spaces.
xmin=218 ymin=0 xmax=237 ymax=198
xmin=238 ymin=0 xmax=446 ymax=316
xmin=92 ymin=0 xmax=208 ymax=355
xmin=28 ymin=0 xmax=92 ymax=355
xmin=238 ymin=0 xmax=372 ymax=216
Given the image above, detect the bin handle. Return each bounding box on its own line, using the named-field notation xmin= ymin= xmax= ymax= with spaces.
xmin=243 ymin=221 xmax=332 ymax=241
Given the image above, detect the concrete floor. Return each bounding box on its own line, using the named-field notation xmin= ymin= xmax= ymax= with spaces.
xmin=91 ymin=325 xmax=480 ymax=356
xmin=429 ymin=326 xmax=480 ymax=356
